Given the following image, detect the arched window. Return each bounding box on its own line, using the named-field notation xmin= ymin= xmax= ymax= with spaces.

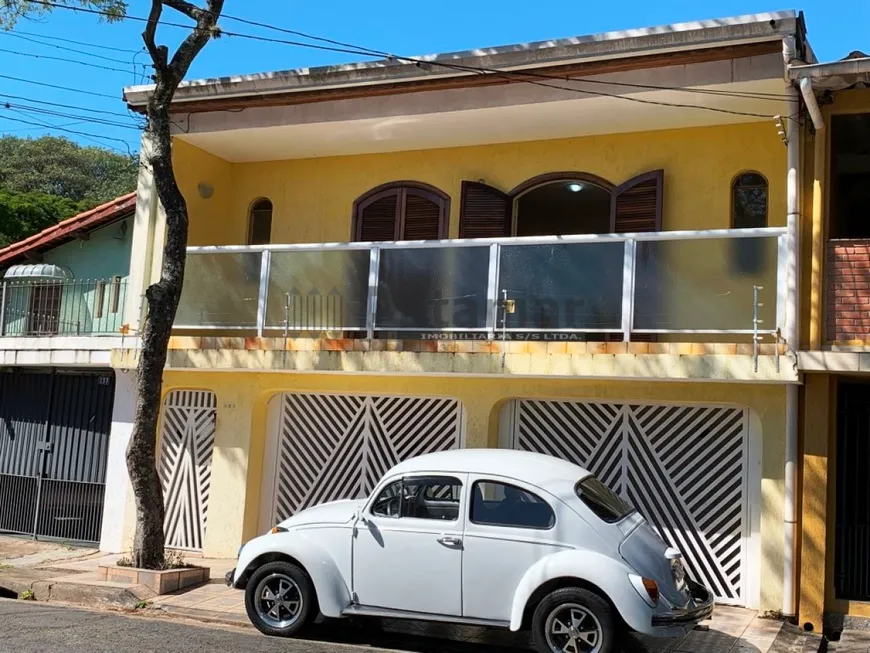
xmin=352 ymin=182 xmax=449 ymax=242
xmin=248 ymin=198 xmax=273 ymax=245
xmin=731 ymin=172 xmax=768 ymax=229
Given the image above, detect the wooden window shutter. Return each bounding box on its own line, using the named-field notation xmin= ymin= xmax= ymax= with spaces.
xmin=610 ymin=169 xmax=663 ymax=234
xmin=608 ymin=169 xmax=664 ymax=342
xmin=459 ymin=181 xmax=511 ymax=238
xmin=402 ymin=189 xmax=448 ymax=240
xmin=354 ymin=189 xmax=400 ymax=241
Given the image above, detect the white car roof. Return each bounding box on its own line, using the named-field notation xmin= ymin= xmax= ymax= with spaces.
xmin=387 ymin=449 xmax=592 ymax=489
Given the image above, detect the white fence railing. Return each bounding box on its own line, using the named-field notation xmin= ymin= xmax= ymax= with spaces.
xmin=176 ymin=227 xmax=788 ymax=341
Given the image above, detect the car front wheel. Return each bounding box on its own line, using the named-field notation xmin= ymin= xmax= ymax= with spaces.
xmin=531 ymin=587 xmax=617 ymax=653
xmin=245 ymin=561 xmax=316 ymax=637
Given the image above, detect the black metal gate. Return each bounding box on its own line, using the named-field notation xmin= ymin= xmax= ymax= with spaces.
xmin=0 ymin=369 xmax=115 ymax=544
xmin=835 ymin=381 xmax=870 ymax=601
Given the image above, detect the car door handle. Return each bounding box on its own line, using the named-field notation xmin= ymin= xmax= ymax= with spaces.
xmin=437 ymin=536 xmax=462 ymax=547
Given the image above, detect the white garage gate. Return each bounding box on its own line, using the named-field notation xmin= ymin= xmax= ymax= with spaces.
xmin=262 ymin=392 xmax=464 ymax=529
xmin=504 ymin=399 xmax=754 ymax=606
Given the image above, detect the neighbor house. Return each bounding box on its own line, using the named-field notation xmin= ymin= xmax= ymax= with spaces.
xmin=111 ymin=11 xmax=816 ymax=618
xmin=0 ymin=193 xmax=138 ymax=548
xmin=790 ymin=52 xmax=870 ymax=633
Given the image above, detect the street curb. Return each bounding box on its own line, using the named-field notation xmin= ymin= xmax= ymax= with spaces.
xmin=153 ymin=604 xmax=252 ymax=627
xmin=0 ymin=569 xmax=143 ymax=608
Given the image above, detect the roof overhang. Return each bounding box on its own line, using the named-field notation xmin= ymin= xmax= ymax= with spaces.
xmin=789 ymin=56 xmax=870 ymax=91
xmin=124 ymin=11 xmax=802 ymax=113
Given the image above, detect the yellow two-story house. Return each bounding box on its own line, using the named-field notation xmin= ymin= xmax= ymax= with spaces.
xmin=107 ymin=11 xmax=821 ymax=620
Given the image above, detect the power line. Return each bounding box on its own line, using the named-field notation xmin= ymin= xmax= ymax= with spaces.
xmin=0 ymin=112 xmax=135 ymax=154
xmin=1 ymin=27 xmax=142 ymax=53
xmin=28 ymin=0 xmax=793 ymax=119
xmin=0 ymin=30 xmax=140 ymax=66
xmin=0 ymin=74 xmax=120 ymax=100
xmin=0 ymin=46 xmax=136 ymax=74
xmin=4 ymin=103 xmax=144 ymax=131
xmin=0 ymin=92 xmax=135 ymax=119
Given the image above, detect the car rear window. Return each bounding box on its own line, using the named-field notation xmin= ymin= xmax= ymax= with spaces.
xmin=575 ymin=477 xmax=634 ymax=523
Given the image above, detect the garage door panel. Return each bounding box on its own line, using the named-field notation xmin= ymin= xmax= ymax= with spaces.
xmin=272 ymin=393 xmax=463 ymax=524
xmin=512 ymin=399 xmax=748 ymax=605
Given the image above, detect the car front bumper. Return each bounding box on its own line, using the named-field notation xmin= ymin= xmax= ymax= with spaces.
xmin=651 ymin=580 xmax=714 ymax=629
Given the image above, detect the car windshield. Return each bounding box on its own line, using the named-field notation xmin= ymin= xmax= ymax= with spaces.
xmin=575 ymin=476 xmax=634 ymax=523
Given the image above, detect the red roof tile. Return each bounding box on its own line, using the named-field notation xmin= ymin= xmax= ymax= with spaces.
xmin=0 ymin=192 xmax=137 ymax=266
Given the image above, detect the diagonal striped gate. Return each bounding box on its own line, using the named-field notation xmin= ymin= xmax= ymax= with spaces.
xmin=268 ymin=393 xmax=464 ymax=524
xmin=510 ymin=399 xmax=749 ymax=605
xmin=158 ymin=390 xmax=217 ymax=551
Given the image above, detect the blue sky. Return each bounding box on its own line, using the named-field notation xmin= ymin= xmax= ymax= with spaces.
xmin=0 ymin=0 xmax=867 ymax=154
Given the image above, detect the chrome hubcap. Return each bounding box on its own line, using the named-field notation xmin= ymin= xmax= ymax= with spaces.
xmin=254 ymin=573 xmax=303 ymax=629
xmin=545 ymin=603 xmax=603 ymax=653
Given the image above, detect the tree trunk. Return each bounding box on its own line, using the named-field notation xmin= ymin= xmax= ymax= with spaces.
xmin=126 ymin=0 xmax=224 ymax=569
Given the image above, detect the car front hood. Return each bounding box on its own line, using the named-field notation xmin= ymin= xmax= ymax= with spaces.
xmin=277 ymin=498 xmax=365 ymax=529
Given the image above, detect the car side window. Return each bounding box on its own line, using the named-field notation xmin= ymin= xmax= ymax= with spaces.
xmin=370 ymin=476 xmax=463 ymax=521
xmin=470 ymin=480 xmax=555 ymax=530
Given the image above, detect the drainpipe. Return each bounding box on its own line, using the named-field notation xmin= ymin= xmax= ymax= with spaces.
xmin=799 ymin=77 xmax=826 ymax=132
xmin=782 ymin=84 xmax=801 ymax=619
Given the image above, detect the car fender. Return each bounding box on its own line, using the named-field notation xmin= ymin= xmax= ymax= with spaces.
xmin=509 ymin=549 xmax=649 ymax=632
xmin=234 ymin=531 xmax=351 ymax=618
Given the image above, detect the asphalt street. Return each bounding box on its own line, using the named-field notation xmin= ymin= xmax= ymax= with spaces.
xmin=0 ymin=599 xmax=529 ymax=653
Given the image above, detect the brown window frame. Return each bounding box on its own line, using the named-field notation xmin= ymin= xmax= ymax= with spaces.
xmin=351 ymin=181 xmax=450 ymax=241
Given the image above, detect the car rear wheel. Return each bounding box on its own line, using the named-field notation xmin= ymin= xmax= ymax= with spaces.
xmin=531 ymin=587 xmax=617 ymax=653
xmin=245 ymin=561 xmax=316 ymax=637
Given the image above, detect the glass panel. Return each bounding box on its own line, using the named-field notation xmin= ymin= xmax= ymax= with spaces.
xmin=376 ymin=246 xmax=490 ymax=330
xmin=266 ymin=249 xmax=370 ymax=330
xmin=176 ymin=252 xmax=262 ymax=327
xmin=498 ymin=242 xmax=624 ymax=330
xmin=471 ymin=481 xmax=555 ymax=530
xmin=633 ymin=236 xmax=777 ymax=331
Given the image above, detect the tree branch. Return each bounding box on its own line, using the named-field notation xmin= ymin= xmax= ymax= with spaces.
xmin=166 ymin=0 xmax=224 ymax=80
xmin=161 ymin=0 xmax=203 ymax=20
xmin=142 ymin=0 xmax=166 ymax=71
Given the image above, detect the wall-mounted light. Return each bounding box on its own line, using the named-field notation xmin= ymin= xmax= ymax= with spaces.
xmin=198 ymin=182 xmax=215 ymax=199
xmin=567 ymin=183 xmax=584 ymax=192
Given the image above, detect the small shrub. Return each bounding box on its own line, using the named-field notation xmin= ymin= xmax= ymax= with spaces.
xmin=134 ymin=600 xmax=150 ymax=610
xmin=116 ymin=550 xmax=204 ymax=571
xmin=19 ymin=589 xmax=34 ymax=601
xmin=116 ymin=556 xmax=134 ymax=568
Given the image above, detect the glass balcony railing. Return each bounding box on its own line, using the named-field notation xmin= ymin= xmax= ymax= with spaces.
xmin=175 ymin=227 xmax=788 ymax=340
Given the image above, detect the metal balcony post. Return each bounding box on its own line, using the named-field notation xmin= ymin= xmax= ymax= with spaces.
xmin=366 ymin=247 xmax=380 ymax=340
xmin=485 ymin=244 xmax=500 ymax=340
xmin=620 ymin=239 xmax=637 ymax=342
xmin=256 ymin=250 xmax=271 ymax=337
xmin=0 ymin=281 xmax=6 ymax=337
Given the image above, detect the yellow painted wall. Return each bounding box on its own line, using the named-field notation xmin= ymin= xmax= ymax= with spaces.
xmin=175 ymin=121 xmax=786 ymax=247
xmin=145 ymin=369 xmax=788 ymax=612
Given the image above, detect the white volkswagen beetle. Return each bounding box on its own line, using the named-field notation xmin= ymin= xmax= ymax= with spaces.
xmin=229 ymin=449 xmax=713 ymax=653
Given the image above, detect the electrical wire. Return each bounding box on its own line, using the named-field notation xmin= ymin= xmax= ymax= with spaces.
xmin=0 ymin=74 xmax=120 ymax=99
xmin=3 ymin=102 xmax=144 ymax=131
xmin=0 ymin=30 xmax=139 ymax=65
xmin=0 ymin=112 xmax=135 ymax=154
xmin=1 ymin=27 xmax=142 ymax=53
xmin=0 ymin=92 xmax=135 ymax=119
xmin=0 ymin=46 xmax=135 ymax=74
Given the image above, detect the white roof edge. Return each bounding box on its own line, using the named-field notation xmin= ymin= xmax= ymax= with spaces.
xmin=125 ymin=10 xmax=799 ymax=108
xmin=789 ymin=56 xmax=870 ymax=79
